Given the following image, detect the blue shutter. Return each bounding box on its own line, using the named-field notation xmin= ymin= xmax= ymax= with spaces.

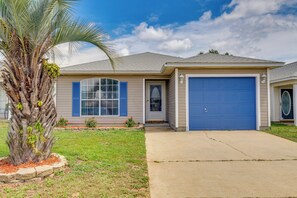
xmin=72 ymin=82 xmax=80 ymax=117
xmin=120 ymin=82 xmax=128 ymax=116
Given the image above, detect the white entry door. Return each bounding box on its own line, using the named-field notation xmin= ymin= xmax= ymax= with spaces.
xmin=146 ymin=81 xmax=166 ymax=121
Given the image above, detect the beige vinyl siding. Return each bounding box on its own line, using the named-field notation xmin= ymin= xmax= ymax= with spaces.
xmin=271 ymin=86 xmax=280 ymax=122
xmin=57 ymin=68 xmax=270 ymax=129
xmin=168 ymin=71 xmax=176 ymax=128
xmin=57 ymin=75 xmax=167 ymax=125
xmin=178 ymin=68 xmax=269 ymax=130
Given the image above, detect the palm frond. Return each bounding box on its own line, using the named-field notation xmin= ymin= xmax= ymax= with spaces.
xmin=52 ymin=19 xmax=115 ymax=67
xmin=0 ymin=0 xmax=115 ymax=66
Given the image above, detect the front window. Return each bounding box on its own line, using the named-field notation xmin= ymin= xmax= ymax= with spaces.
xmin=81 ymin=78 xmax=119 ymax=116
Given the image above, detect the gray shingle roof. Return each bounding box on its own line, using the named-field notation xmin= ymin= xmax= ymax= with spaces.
xmin=167 ymin=53 xmax=283 ymax=64
xmin=270 ymin=61 xmax=297 ymax=83
xmin=61 ymin=52 xmax=182 ymax=74
xmin=61 ymin=52 xmax=283 ymax=75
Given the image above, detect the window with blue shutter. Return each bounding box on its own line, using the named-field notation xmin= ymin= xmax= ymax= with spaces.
xmin=120 ymin=82 xmax=128 ymax=116
xmin=80 ymin=78 xmax=119 ymax=116
xmin=72 ymin=82 xmax=80 ymax=117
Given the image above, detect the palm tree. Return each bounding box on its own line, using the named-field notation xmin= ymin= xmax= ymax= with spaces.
xmin=0 ymin=0 xmax=114 ymax=165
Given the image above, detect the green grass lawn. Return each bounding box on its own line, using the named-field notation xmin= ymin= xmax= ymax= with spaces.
xmin=265 ymin=122 xmax=297 ymax=143
xmin=0 ymin=121 xmax=149 ymax=198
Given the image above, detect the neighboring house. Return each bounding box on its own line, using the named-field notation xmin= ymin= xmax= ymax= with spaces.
xmin=270 ymin=61 xmax=297 ymax=125
xmin=0 ymin=71 xmax=9 ymax=119
xmin=57 ymin=52 xmax=283 ymax=131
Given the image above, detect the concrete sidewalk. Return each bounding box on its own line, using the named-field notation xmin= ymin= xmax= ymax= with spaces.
xmin=145 ymin=129 xmax=297 ymax=197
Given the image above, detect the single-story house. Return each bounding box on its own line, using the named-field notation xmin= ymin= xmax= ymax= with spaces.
xmin=270 ymin=61 xmax=297 ymax=125
xmin=57 ymin=52 xmax=283 ymax=131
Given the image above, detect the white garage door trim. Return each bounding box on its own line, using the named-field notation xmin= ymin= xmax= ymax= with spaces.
xmin=185 ymin=74 xmax=261 ymax=131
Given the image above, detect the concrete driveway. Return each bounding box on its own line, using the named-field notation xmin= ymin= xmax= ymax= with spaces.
xmin=145 ymin=128 xmax=297 ymax=198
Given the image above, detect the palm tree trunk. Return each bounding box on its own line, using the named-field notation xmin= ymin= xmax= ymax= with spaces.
xmin=1 ymin=61 xmax=57 ymax=165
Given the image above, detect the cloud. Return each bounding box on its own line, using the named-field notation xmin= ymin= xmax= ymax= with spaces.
xmin=148 ymin=13 xmax=160 ymax=22
xmin=199 ymin=11 xmax=212 ymax=21
xmin=222 ymin=0 xmax=297 ymax=20
xmin=112 ymin=23 xmax=134 ymax=35
xmin=158 ymin=39 xmax=192 ymax=52
xmin=55 ymin=45 xmax=110 ymax=66
xmin=59 ymin=0 xmax=297 ymax=66
xmin=133 ymin=22 xmax=172 ymax=41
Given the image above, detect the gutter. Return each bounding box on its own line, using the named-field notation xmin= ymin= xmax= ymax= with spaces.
xmin=60 ymin=70 xmax=163 ymax=75
xmin=270 ymin=76 xmax=297 ymax=84
xmin=160 ymin=62 xmax=284 ymax=74
xmin=163 ymin=62 xmax=284 ymax=68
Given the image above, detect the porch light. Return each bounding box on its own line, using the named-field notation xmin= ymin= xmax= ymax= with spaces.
xmin=179 ymin=74 xmax=185 ymax=84
xmin=261 ymin=73 xmax=267 ymax=84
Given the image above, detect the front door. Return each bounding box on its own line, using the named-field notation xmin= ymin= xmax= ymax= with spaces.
xmin=146 ymin=81 xmax=166 ymax=121
xmin=281 ymin=89 xmax=294 ymax=119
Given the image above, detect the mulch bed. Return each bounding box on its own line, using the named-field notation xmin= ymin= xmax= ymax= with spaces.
xmin=0 ymin=155 xmax=60 ymax=174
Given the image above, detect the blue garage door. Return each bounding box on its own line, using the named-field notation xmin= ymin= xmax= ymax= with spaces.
xmin=189 ymin=77 xmax=256 ymax=130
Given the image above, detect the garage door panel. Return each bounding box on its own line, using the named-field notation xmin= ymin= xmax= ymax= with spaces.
xmin=204 ymin=117 xmax=255 ymax=130
xmin=203 ymin=118 xmax=220 ymax=130
xmin=189 ymin=116 xmax=207 ymax=129
xmin=205 ymin=79 xmax=220 ymax=90
xmin=189 ymin=105 xmax=205 ymax=116
xmin=189 ymin=91 xmax=205 ymax=103
xmin=204 ymin=103 xmax=255 ymax=115
xmin=189 ymin=77 xmax=256 ymax=130
xmin=204 ymin=91 xmax=221 ymax=102
xmin=221 ymin=119 xmax=252 ymax=130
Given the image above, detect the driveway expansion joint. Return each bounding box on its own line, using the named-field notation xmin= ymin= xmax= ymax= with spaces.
xmin=149 ymin=158 xmax=297 ymax=163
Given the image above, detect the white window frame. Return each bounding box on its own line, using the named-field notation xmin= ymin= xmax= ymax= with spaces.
xmin=80 ymin=78 xmax=120 ymax=117
xmin=185 ymin=74 xmax=261 ymax=131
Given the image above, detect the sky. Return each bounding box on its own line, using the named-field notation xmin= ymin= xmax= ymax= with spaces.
xmin=58 ymin=0 xmax=297 ymax=66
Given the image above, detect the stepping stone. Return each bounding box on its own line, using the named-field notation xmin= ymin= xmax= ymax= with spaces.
xmin=35 ymin=165 xmax=53 ymax=177
xmin=0 ymin=173 xmax=16 ymax=182
xmin=16 ymin=168 xmax=36 ymax=180
xmin=52 ymin=162 xmax=66 ymax=172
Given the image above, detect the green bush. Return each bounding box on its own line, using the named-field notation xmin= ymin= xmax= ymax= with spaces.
xmin=126 ymin=117 xmax=136 ymax=128
xmin=56 ymin=117 xmax=69 ymax=127
xmin=85 ymin=118 xmax=97 ymax=128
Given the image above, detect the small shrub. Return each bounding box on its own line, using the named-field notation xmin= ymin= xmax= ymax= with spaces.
xmin=85 ymin=118 xmax=97 ymax=128
xmin=126 ymin=117 xmax=136 ymax=128
xmin=56 ymin=117 xmax=69 ymax=127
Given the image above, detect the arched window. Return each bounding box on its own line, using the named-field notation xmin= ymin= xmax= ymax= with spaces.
xmin=81 ymin=78 xmax=119 ymax=116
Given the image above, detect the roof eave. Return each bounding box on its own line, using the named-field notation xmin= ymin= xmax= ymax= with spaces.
xmin=60 ymin=70 xmax=163 ymax=75
xmin=270 ymin=76 xmax=297 ymax=84
xmin=163 ymin=62 xmax=284 ymax=68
